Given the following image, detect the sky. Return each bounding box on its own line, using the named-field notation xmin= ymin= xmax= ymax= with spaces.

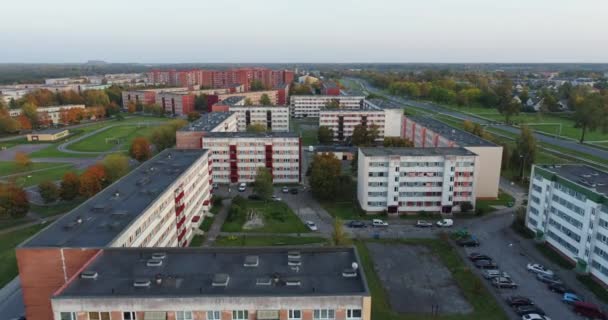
xmin=1 ymin=0 xmax=607 ymax=63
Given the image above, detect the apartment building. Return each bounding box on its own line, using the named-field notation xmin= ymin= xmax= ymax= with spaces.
xmin=8 ymin=104 xmax=86 ymax=125
xmin=202 ymin=132 xmax=301 ymax=184
xmin=50 ymin=247 xmax=371 ymax=320
xmin=158 ymin=91 xmax=195 ymax=115
xmin=357 ymin=147 xmax=478 ymax=215
xmin=121 ymin=88 xmax=189 ymax=109
xmin=216 ymin=89 xmax=281 ymax=106
xmin=17 ymin=149 xmax=212 ymax=320
xmin=228 ymin=105 xmax=290 ymax=132
xmin=401 ymin=116 xmax=502 ymax=199
xmin=176 ymin=112 xmax=239 ymax=149
xmin=322 ymin=81 xmax=341 ymax=95
xmin=526 ymin=164 xmax=608 ymax=286
xmin=318 ymin=109 xmax=402 ymax=142
xmin=290 ymin=95 xmax=365 ymax=118
xmin=148 ymin=68 xmax=294 ymax=91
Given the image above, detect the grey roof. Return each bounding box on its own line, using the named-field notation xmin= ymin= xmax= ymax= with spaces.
xmin=314 ymin=146 xmax=358 ymax=153
xmin=179 ymin=112 xmax=234 ymax=132
xmin=204 ymin=131 xmax=298 ymax=138
xmin=409 ymin=116 xmax=496 ymax=147
xmin=21 ymin=149 xmax=208 ymax=248
xmin=53 ymin=247 xmax=369 ymax=298
xmin=218 ymin=96 xmax=246 ymax=105
xmin=28 ymin=128 xmax=69 ymax=135
xmin=366 ymin=98 xmax=402 ymax=109
xmin=538 ymin=164 xmax=608 ymax=196
xmin=359 ymin=147 xmax=477 ymax=157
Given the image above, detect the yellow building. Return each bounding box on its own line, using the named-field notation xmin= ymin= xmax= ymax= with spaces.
xmin=26 ymin=128 xmax=70 ymax=141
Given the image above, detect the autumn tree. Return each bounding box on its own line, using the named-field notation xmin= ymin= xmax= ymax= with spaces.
xmin=309 ymin=153 xmax=342 ymax=200
xmin=15 ymin=152 xmax=32 ymax=168
xmin=60 ymin=172 xmax=80 ymax=200
xmin=127 ymin=101 xmax=137 ymax=113
xmin=318 ymin=126 xmax=333 ymax=145
xmin=130 ymin=137 xmax=152 ymax=161
xmin=325 ymin=100 xmax=340 ymax=109
xmin=82 ymin=90 xmax=110 ymax=107
xmin=351 ymin=124 xmax=379 ymax=146
xmin=244 ymin=98 xmax=253 ymax=106
xmin=246 ymin=123 xmax=267 ymax=133
xmin=21 ymin=102 xmax=39 ymax=127
xmin=79 ymin=164 xmax=107 ymax=197
xmin=38 ymin=180 xmax=60 ymax=204
xmin=187 ymin=111 xmax=201 ymax=122
xmin=17 ymin=115 xmax=31 ymax=131
xmin=512 ymin=126 xmax=537 ymax=180
xmin=0 ymin=182 xmax=29 ymax=218
xmin=0 ymin=116 xmax=21 ymax=133
xmin=57 ymin=90 xmax=84 ymax=105
xmin=383 ymin=137 xmax=414 ymax=147
xmin=332 ymin=217 xmax=351 ymax=246
xmin=252 ymin=167 xmax=273 ymax=200
xmin=571 ymin=90 xmax=607 ymax=143
xmin=259 ymin=94 xmax=272 ymax=106
xmin=102 ymin=153 xmax=130 ymax=182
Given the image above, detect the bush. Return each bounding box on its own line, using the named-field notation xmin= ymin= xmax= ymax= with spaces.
xmin=475 ymin=207 xmax=486 ymax=216
xmin=212 ymin=195 xmax=224 ymax=207
xmin=38 ymin=181 xmax=60 ymax=204
xmin=460 ymin=201 xmax=473 ymax=213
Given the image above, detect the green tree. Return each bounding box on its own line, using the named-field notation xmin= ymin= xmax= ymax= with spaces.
xmin=519 ymin=89 xmax=530 ymax=105
xmin=571 ymin=91 xmax=607 ymax=143
xmin=102 ymin=153 xmax=130 ymax=182
xmin=351 ymin=124 xmax=379 ymax=146
xmin=246 ymin=123 xmax=267 ymax=133
xmin=383 ymin=137 xmax=413 ymax=147
xmin=318 ymin=126 xmax=333 ymax=145
xmin=513 ymin=126 xmax=536 ymax=180
xmin=252 ymin=167 xmax=273 ymax=200
xmin=82 ymin=90 xmax=111 ymax=107
xmin=0 ymin=116 xmax=21 ymax=133
xmin=259 ymin=94 xmax=272 ymax=106
xmin=309 ymin=154 xmax=341 ymax=200
xmin=129 ymin=137 xmax=152 ymax=161
xmin=194 ymin=94 xmax=208 ymax=111
xmin=250 ymin=79 xmax=266 ymax=91
xmin=498 ymin=99 xmax=521 ymax=124
xmin=21 ymin=102 xmax=39 ymax=127
xmin=60 ymin=172 xmax=80 ymax=200
xmin=331 ymin=217 xmax=351 ymax=246
xmin=325 ymin=100 xmax=340 ymax=109
xmin=495 ymin=79 xmax=520 ymax=124
xmin=104 ymin=85 xmax=123 ymax=106
xmin=244 ymin=98 xmax=253 ymax=106
xmin=38 ymin=181 xmax=60 ymax=204
xmin=187 ymin=111 xmax=201 ymax=122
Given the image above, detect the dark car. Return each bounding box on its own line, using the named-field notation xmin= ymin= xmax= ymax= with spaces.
xmin=474 ymin=259 xmax=498 ymax=269
xmin=515 ymin=305 xmax=545 ymax=316
xmin=247 ymin=194 xmax=261 ymax=200
xmin=573 ymin=302 xmax=607 ymax=319
xmin=456 ymin=237 xmax=480 ymax=247
xmin=469 ymin=254 xmax=492 ymax=262
xmin=506 ymin=296 xmax=534 ymax=307
xmin=347 ymin=220 xmax=367 ymax=228
xmin=548 ymin=282 xmax=574 ymax=294
xmin=289 ymin=188 xmax=299 ymax=194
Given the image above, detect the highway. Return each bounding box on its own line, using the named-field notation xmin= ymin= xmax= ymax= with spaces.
xmin=350 ymin=78 xmax=608 ymax=161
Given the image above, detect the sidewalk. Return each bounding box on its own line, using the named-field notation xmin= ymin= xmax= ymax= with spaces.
xmin=202 ymin=198 xmax=232 ymax=246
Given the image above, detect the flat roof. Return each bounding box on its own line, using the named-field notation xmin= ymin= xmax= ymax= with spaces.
xmin=219 ymin=96 xmax=246 ymax=105
xmin=537 ymin=164 xmax=608 ymax=197
xmin=53 ymin=247 xmax=369 ymax=298
xmin=360 ymin=147 xmax=476 ymax=157
xmin=229 ymin=105 xmax=289 ymax=110
xmin=21 ymin=149 xmax=208 ymax=248
xmin=314 ymin=146 xmax=358 ymax=153
xmin=179 ymin=112 xmax=234 ymax=132
xmin=365 ymin=98 xmax=402 ymax=109
xmin=203 ymin=131 xmax=298 ymax=138
xmin=290 ymin=95 xmax=365 ymax=99
xmin=408 ymin=116 xmax=496 ymax=147
xmin=28 ymin=128 xmax=69 ymax=135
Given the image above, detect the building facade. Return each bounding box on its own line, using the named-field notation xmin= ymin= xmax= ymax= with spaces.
xmin=158 ymin=91 xmax=195 ymax=115
xmin=176 ymin=112 xmax=239 ymax=149
xmin=290 ymin=95 xmax=365 ymax=118
xmin=228 ymin=106 xmax=290 ymax=132
xmin=9 ymin=104 xmax=86 ymax=125
xmin=318 ymin=109 xmax=402 ymax=142
xmin=526 ymin=164 xmax=608 ymax=286
xmin=148 ymin=68 xmax=294 ymax=91
xmin=357 ymin=148 xmax=477 ymax=214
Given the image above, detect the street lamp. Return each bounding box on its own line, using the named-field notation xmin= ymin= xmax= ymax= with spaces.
xmin=519 ymin=154 xmax=525 ymax=181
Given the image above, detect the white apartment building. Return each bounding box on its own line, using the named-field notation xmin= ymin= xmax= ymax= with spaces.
xmin=290 ymin=95 xmax=365 ymax=118
xmin=357 ymin=147 xmax=477 ymax=215
xmin=402 ymin=116 xmax=502 ymax=199
xmin=526 ymin=164 xmax=608 ymax=286
xmin=202 ymin=132 xmax=301 ymax=184
xmin=229 ymin=105 xmax=290 ymax=132
xmin=9 ymin=104 xmax=86 ymax=125
xmin=176 ymin=112 xmax=239 ymax=149
xmin=319 ymin=109 xmax=402 ymax=142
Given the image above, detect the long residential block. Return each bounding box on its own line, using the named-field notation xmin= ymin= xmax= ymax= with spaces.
xmin=318 ymin=109 xmax=402 ymax=142
xmin=228 ymin=105 xmax=290 ymax=132
xmin=290 ymin=95 xmax=365 ymax=118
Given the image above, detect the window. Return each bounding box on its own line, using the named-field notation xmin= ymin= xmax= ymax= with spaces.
xmin=89 ymin=313 xmax=110 ymax=320
xmin=176 ymin=312 xmax=192 ymax=320
xmin=288 ymin=310 xmax=302 ymax=320
xmin=124 ymin=312 xmax=136 ymax=320
xmin=232 ymin=310 xmax=248 ymax=320
xmin=346 ymin=309 xmax=362 ymax=320
xmin=313 ymin=309 xmax=335 ymax=320
xmin=207 ymin=311 xmax=221 ymax=320
xmin=61 ymin=313 xmax=76 ymax=320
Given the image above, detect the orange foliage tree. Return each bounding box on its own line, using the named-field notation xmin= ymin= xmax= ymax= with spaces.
xmin=60 ymin=172 xmax=80 ymax=200
xmin=0 ymin=182 xmax=30 ymax=218
xmin=17 ymin=115 xmax=32 ymax=131
xmin=79 ymin=164 xmax=107 ymax=197
xmin=127 ymin=101 xmax=137 ymax=114
xmin=14 ymin=152 xmax=32 ymax=168
xmin=129 ymin=137 xmax=152 ymax=161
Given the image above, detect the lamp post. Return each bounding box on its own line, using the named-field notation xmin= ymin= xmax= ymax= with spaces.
xmin=519 ymin=154 xmax=525 ymax=181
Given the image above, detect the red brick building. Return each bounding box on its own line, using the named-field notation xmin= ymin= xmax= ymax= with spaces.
xmin=148 ymin=68 xmax=294 ymax=91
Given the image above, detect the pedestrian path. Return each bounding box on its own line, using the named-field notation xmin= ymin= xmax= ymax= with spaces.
xmin=202 ymin=198 xmax=232 ymax=246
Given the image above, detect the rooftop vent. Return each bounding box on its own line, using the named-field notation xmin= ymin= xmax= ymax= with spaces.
xmin=111 ymin=210 xmax=128 ymax=217
xmin=147 ymin=259 xmax=163 ymax=267
xmin=133 ymin=279 xmax=151 ymax=288
xmin=285 ymin=278 xmax=301 ymax=286
xmin=287 ymin=251 xmax=301 ymax=259
xmin=243 ymin=255 xmax=259 ymax=267
xmin=288 ymin=258 xmax=301 ymax=266
xmin=92 ymin=204 xmax=109 ymax=212
xmin=152 ymin=252 xmax=167 ymax=260
xmin=212 ymin=274 xmax=230 ymax=287
xmin=256 ymin=277 xmax=272 ymax=286
xmin=80 ymin=270 xmax=98 ymax=279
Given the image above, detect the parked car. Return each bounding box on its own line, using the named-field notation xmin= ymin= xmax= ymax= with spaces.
xmin=536 ymin=273 xmax=562 ymax=285
xmin=492 ymin=276 xmax=518 ymax=288
xmin=483 ymin=269 xmax=510 ymax=279
xmin=271 ymin=195 xmax=282 ymax=201
xmin=547 ymin=282 xmax=574 ymax=294
xmin=212 ymin=183 xmax=219 ymax=189
xmin=282 ymin=186 xmax=289 ymax=193
xmin=515 ymin=305 xmax=545 ymax=316
xmin=562 ymin=292 xmax=583 ymax=305
xmin=347 ymin=220 xmax=366 ymax=228
xmin=415 ymin=220 xmax=433 ymax=228
xmin=521 ymin=314 xmax=551 ymax=320
xmin=248 ymin=194 xmax=261 ymax=200
xmin=238 ymin=183 xmax=247 ymax=192
xmin=468 ymin=253 xmax=492 ymax=262
xmin=289 ymin=188 xmax=299 ymax=194
xmin=506 ymin=296 xmax=534 ymax=307
xmin=436 ymin=218 xmax=454 ymax=227
xmin=372 ymin=219 xmax=388 ymax=227
xmin=572 ymin=302 xmax=607 ymax=319
xmin=456 ymin=237 xmax=480 ymax=247
xmin=474 ymin=259 xmax=498 ymax=269
xmin=527 ymin=263 xmax=554 ymax=277
xmin=305 ymin=221 xmax=318 ymax=231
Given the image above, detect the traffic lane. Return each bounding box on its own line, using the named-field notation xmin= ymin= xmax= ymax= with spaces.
xmin=344 ymin=222 xmax=440 ymax=239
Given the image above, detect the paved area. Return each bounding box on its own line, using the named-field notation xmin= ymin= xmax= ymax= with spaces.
xmin=0 ymin=277 xmax=24 ymax=320
xmin=0 ymin=144 xmax=50 ymax=160
xmin=367 ymin=242 xmax=473 ymax=315
xmin=202 ymin=197 xmax=231 ymax=246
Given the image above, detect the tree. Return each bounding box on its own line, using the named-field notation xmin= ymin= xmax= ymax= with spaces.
xmin=82 ymin=90 xmax=110 ymax=107
xmin=252 ymin=167 xmax=273 ymax=200
xmin=79 ymin=164 xmax=107 ymax=197
xmin=0 ymin=182 xmax=29 ymax=218
xmin=325 ymin=100 xmax=340 ymax=109
xmin=498 ymin=99 xmax=521 ymax=124
xmin=309 ymin=154 xmax=341 ymax=200
xmin=246 ymin=123 xmax=267 ymax=133
xmin=194 ymin=94 xmax=208 ymax=111
xmin=21 ymin=102 xmax=38 ymax=127
xmin=383 ymin=137 xmax=414 ymax=147
xmin=571 ymin=91 xmax=607 ymax=143
xmin=513 ymin=126 xmax=536 ymax=180
xmin=102 ymin=153 xmax=130 ymax=182
xmin=38 ymin=181 xmax=60 ymax=204
xmin=14 ymin=152 xmax=32 ymax=168
xmin=259 ymin=93 xmax=272 ymax=106
xmin=60 ymin=172 xmax=80 ymax=200
xmin=187 ymin=111 xmax=201 ymax=122
xmin=244 ymin=98 xmax=253 ymax=106
xmin=495 ymin=79 xmax=520 ymax=124
xmin=519 ymin=89 xmax=530 ymax=105
xmin=57 ymin=90 xmax=84 ymax=105
xmin=127 ymin=101 xmax=137 ymax=113
xmin=351 ymin=124 xmax=379 ymax=146
xmin=460 ymin=201 xmax=473 ymax=213
xmin=463 ymin=120 xmax=474 ymax=133
xmin=250 ymin=79 xmax=266 ymax=91
xmin=318 ymin=126 xmax=333 ymax=145
xmin=130 ymin=137 xmax=152 ymax=161
xmin=104 ymin=85 xmax=123 ymax=106
xmin=0 ymin=116 xmax=20 ymax=133
xmin=331 ymin=217 xmax=351 ymax=246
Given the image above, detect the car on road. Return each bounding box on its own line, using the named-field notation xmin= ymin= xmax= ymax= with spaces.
xmin=506 ymin=296 xmax=534 ymax=307
xmin=238 ymin=183 xmax=247 ymax=192
xmin=305 ymin=221 xmax=318 ymax=231
xmin=372 ymin=219 xmax=388 ymax=227
xmin=456 ymin=237 xmax=480 ymax=247
xmin=521 ymin=314 xmax=551 ymax=320
xmin=415 ymin=220 xmax=433 ymax=228
xmin=515 ymin=305 xmax=546 ymax=316
xmin=282 ymin=186 xmax=289 ymax=193
xmin=572 ymin=302 xmax=607 ymax=319
xmin=562 ymin=292 xmax=582 ymax=305
xmin=468 ymin=253 xmax=492 ymax=262
xmin=547 ymin=282 xmax=574 ymax=294
xmin=271 ymin=195 xmax=282 ymax=201
xmin=527 ymin=263 xmax=554 ymax=277
xmin=536 ymin=273 xmax=562 ymax=285
xmin=474 ymin=259 xmax=498 ymax=269
xmin=483 ymin=269 xmax=510 ymax=279
xmin=347 ymin=220 xmax=367 ymax=228
xmin=289 ymin=188 xmax=299 ymax=194
xmin=436 ymin=218 xmax=453 ymax=227
xmin=492 ymin=276 xmax=518 ymax=288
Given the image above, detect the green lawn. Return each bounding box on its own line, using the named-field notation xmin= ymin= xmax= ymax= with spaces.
xmin=189 ymin=235 xmax=204 ymax=247
xmin=0 ymin=224 xmax=47 ymax=287
xmin=355 ymin=239 xmax=508 ymax=320
xmin=290 ymin=118 xmax=319 ymax=146
xmin=0 ymin=137 xmax=27 ymax=150
xmin=0 ymin=161 xmax=70 ymax=177
xmin=29 ymin=199 xmax=83 ymax=218
xmin=0 ymin=217 xmax=35 ymax=230
xmin=7 ymin=164 xmax=77 ymax=187
xmin=67 ymin=124 xmax=156 ymax=152
xmin=221 ymin=199 xmax=310 ymax=233
xmin=214 ymin=235 xmax=327 ymax=246
xmin=476 ymin=191 xmax=514 ymax=213
xmin=321 ymin=200 xmax=373 ymax=220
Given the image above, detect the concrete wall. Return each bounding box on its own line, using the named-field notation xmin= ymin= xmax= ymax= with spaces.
xmin=383 ymin=109 xmax=403 ymax=137
xmin=465 ymin=146 xmax=502 ymax=199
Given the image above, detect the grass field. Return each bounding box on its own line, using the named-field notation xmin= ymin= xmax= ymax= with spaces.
xmin=0 ymin=161 xmax=70 ymax=177
xmin=476 ymin=191 xmax=514 ymax=213
xmin=0 ymin=224 xmax=47 ymax=287
xmin=290 ymin=118 xmax=318 ymax=146
xmin=67 ymin=124 xmax=157 ymax=152
xmin=6 ymin=164 xmax=77 ymax=187
xmin=221 ymin=199 xmax=310 ymax=233
xmin=214 ymin=235 xmax=327 ymax=246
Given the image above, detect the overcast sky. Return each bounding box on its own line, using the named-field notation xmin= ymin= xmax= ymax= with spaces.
xmin=1 ymin=0 xmax=606 ymax=63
